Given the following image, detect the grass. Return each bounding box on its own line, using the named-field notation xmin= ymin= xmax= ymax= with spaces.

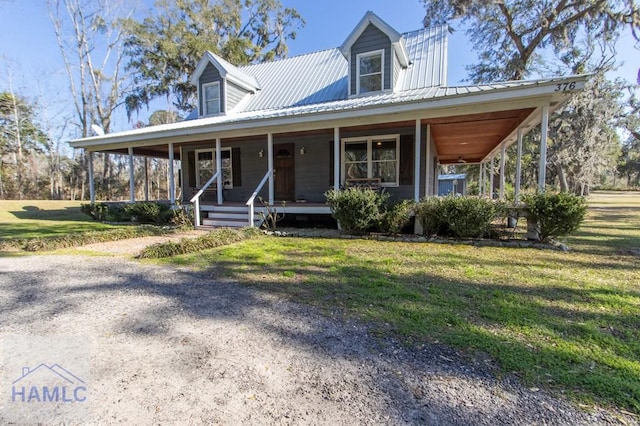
xmin=157 ymin=191 xmax=640 ymax=414
xmin=0 ymin=200 xmax=178 ymax=252
xmin=0 ymin=200 xmax=122 ymax=239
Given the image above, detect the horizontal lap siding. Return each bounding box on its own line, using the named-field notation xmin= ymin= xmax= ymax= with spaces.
xmin=350 ymin=24 xmax=392 ymax=95
xmin=226 ymin=81 xmax=249 ymax=111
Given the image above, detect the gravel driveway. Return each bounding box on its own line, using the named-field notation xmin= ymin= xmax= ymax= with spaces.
xmin=0 ymin=253 xmax=633 ymax=425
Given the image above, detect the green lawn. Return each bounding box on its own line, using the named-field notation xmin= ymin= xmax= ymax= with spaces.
xmin=0 ymin=200 xmax=122 ymax=239
xmin=158 ymin=191 xmax=640 ymax=413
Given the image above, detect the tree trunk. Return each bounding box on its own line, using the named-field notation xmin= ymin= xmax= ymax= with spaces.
xmin=556 ymin=162 xmax=569 ymax=192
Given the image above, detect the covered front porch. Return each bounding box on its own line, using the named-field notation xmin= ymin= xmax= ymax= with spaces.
xmin=74 ymin=76 xmax=586 ymax=230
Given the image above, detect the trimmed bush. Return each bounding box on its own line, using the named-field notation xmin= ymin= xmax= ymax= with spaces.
xmin=415 ymin=197 xmax=447 ymax=236
xmin=138 ymin=227 xmax=263 ymax=259
xmin=325 ymin=188 xmax=388 ymax=235
xmin=440 ymin=196 xmax=504 ymax=238
xmin=6 ymin=225 xmax=169 ymax=252
xmin=379 ymin=200 xmax=415 ymax=235
xmin=523 ymin=192 xmax=587 ymax=242
xmin=126 ymin=202 xmax=172 ymax=224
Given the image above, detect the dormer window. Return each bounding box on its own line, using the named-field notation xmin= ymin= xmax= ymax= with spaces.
xmin=203 ymin=82 xmax=221 ymax=115
xmin=357 ymin=50 xmax=384 ymax=94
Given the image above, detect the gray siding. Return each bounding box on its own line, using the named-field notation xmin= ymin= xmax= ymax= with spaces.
xmin=393 ymin=52 xmax=401 ymax=89
xmin=226 ymin=81 xmax=249 ymax=111
xmin=199 ymin=63 xmax=225 ymax=114
xmin=350 ymin=24 xmax=392 ymax=95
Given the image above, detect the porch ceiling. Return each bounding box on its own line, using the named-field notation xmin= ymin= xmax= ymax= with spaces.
xmin=427 ymin=108 xmax=535 ymax=164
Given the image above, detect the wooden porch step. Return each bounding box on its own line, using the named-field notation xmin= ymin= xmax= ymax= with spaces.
xmin=201 ymin=218 xmax=258 ymax=227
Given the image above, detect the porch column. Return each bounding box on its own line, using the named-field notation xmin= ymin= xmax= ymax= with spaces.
xmin=144 ymin=157 xmax=149 ymax=201
xmin=168 ymin=142 xmax=176 ymax=204
xmin=215 ymin=138 xmax=223 ymax=205
xmin=515 ymin=128 xmax=523 ymax=204
xmin=414 ymin=119 xmax=421 ymax=201
xmin=479 ymin=161 xmax=485 ymax=197
xmin=128 ymin=146 xmax=135 ymax=203
xmin=333 ymin=127 xmax=340 ymax=190
xmin=538 ymin=104 xmax=550 ymax=192
xmin=489 ymin=156 xmax=495 ymax=199
xmin=88 ymin=151 xmax=95 ymax=203
xmin=499 ymin=142 xmax=506 ymax=200
xmin=425 ymin=124 xmax=431 ymax=196
xmin=268 ymin=133 xmax=274 ymax=204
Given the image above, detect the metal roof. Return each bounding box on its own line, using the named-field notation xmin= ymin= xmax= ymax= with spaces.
xmin=70 ymin=75 xmax=589 ymax=147
xmin=438 ymin=174 xmax=466 ymax=181
xmin=230 ymin=25 xmax=448 ymax=113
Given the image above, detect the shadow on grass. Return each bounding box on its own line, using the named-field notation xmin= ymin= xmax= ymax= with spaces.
xmin=0 ymin=256 xmax=564 ymax=424
xmin=9 ymin=205 xmax=90 ymax=222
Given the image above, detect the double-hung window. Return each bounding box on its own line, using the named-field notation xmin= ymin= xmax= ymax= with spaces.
xmin=356 ymin=50 xmax=384 ymax=94
xmin=202 ymin=82 xmax=221 ymax=115
xmin=342 ymin=135 xmax=399 ymax=186
xmin=195 ymin=148 xmax=233 ymax=189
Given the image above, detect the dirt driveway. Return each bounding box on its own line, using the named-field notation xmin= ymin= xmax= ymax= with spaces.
xmin=0 ymin=253 xmax=632 ymax=425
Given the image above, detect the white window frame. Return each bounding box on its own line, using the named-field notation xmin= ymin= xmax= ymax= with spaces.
xmin=202 ymin=81 xmax=221 ymax=116
xmin=341 ymin=134 xmax=400 ymax=187
xmin=356 ymin=49 xmax=385 ymax=94
xmin=195 ymin=148 xmax=233 ymax=189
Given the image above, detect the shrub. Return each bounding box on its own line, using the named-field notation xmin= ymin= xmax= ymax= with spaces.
xmin=440 ymin=196 xmax=504 ymax=239
xmin=81 ymin=202 xmax=131 ymax=222
xmin=379 ymin=200 xmax=415 ymax=235
xmin=138 ymin=227 xmax=262 ymax=259
xmin=415 ymin=197 xmax=447 ymax=236
xmin=523 ymin=192 xmax=587 ymax=242
xmin=325 ymin=188 xmax=388 ymax=235
xmin=125 ymin=202 xmax=172 ymax=224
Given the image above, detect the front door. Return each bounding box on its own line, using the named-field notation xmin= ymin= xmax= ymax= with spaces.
xmin=274 ymin=143 xmax=295 ymax=201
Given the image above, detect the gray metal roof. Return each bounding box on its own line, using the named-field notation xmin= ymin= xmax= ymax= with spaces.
xmin=227 ymin=26 xmax=448 ymax=114
xmin=71 ymin=75 xmax=588 ymax=146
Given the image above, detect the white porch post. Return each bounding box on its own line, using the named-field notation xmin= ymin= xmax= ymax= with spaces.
xmin=499 ymin=142 xmax=506 ymax=200
xmin=128 ymin=146 xmax=135 ymax=203
xmin=538 ymin=104 xmax=549 ymax=193
xmin=268 ymin=133 xmax=274 ymax=204
xmin=425 ymin=124 xmax=431 ymax=196
xmin=88 ymin=151 xmax=95 ymax=203
xmin=334 ymin=127 xmax=340 ymax=190
xmin=414 ymin=119 xmax=421 ymax=201
xmin=515 ymin=128 xmax=523 ymax=204
xmin=144 ymin=157 xmax=149 ymax=201
xmin=479 ymin=162 xmax=485 ymax=197
xmin=489 ymin=156 xmax=495 ymax=199
xmin=168 ymin=142 xmax=175 ymax=204
xmin=215 ymin=138 xmax=223 ymax=205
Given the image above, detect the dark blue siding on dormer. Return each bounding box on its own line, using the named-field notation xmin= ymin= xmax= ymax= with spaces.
xmin=350 ymin=24 xmax=392 ymax=95
xmin=199 ymin=63 xmax=225 ymax=114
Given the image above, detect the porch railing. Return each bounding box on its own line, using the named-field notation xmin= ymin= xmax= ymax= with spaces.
xmin=245 ymin=169 xmax=272 ymax=227
xmin=189 ymin=171 xmax=220 ymax=227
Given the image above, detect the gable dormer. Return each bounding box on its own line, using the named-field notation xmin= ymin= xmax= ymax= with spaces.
xmin=340 ymin=11 xmax=410 ymax=97
xmin=189 ymin=51 xmax=261 ymax=117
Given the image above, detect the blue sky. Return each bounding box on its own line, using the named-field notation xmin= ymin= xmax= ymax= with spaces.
xmin=0 ymin=0 xmax=637 ymax=135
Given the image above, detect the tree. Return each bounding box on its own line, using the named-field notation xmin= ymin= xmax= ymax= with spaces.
xmin=549 ymin=75 xmax=625 ymax=194
xmin=0 ymin=92 xmax=47 ymax=199
xmin=49 ymin=0 xmax=135 ymax=200
xmin=121 ymin=0 xmax=304 ymax=115
xmin=422 ymin=0 xmax=640 ymax=83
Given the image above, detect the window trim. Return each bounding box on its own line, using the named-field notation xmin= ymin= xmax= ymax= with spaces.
xmin=202 ymin=81 xmax=221 ymax=116
xmin=356 ymin=49 xmax=385 ymax=95
xmin=194 ymin=147 xmax=233 ymax=189
xmin=341 ymin=134 xmax=400 ymax=187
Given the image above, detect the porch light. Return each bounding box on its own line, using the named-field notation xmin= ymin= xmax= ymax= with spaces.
xmin=299 ymin=146 xmax=306 ymax=155
xmin=259 ymin=149 xmax=264 ymax=158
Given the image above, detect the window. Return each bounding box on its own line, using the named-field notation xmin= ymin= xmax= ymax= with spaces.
xmin=356 ymin=50 xmax=384 ymax=94
xmin=195 ymin=148 xmax=233 ymax=188
xmin=342 ymin=135 xmax=399 ymax=186
xmin=202 ymin=82 xmax=220 ymax=115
